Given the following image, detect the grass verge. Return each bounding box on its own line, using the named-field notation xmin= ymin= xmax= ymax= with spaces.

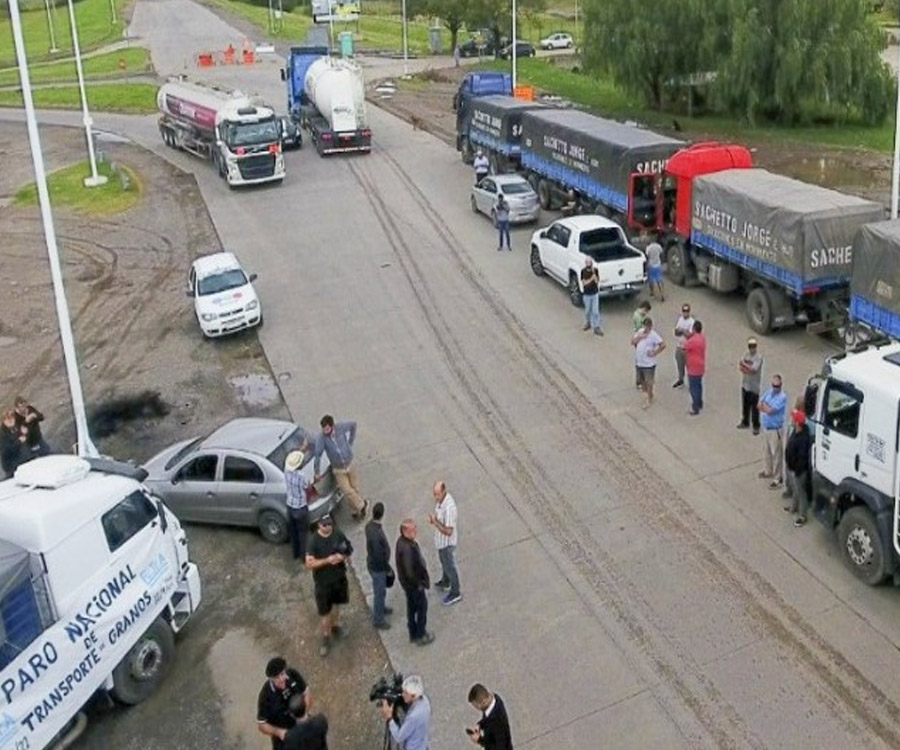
xmin=0 ymin=82 xmax=158 ymax=113
xmin=0 ymin=47 xmax=152 ymax=88
xmin=15 ymin=159 xmax=141 ymax=216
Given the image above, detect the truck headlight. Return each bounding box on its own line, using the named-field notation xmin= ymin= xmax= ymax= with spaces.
xmin=201 ymin=312 xmax=217 ymax=322
xmin=246 ymin=300 xmax=259 ymax=311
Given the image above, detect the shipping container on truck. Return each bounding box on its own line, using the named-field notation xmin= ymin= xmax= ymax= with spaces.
xmin=846 ymin=220 xmax=900 ymax=345
xmin=455 ymin=95 xmax=545 ymax=173
xmin=518 ymin=108 xmax=684 ymax=228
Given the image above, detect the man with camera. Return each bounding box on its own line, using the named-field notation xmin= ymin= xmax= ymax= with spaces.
xmin=306 ymin=515 xmax=353 ymax=657
xmin=256 ymin=657 xmax=312 ymax=749
xmin=378 ymin=674 xmax=432 ymax=750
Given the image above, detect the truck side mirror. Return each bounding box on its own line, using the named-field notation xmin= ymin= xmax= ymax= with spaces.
xmin=280 ymin=68 xmax=286 ymax=81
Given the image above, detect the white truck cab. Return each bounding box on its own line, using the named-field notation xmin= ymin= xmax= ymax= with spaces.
xmin=0 ymin=455 xmax=202 ymax=749
xmin=811 ymin=341 xmax=900 ymax=585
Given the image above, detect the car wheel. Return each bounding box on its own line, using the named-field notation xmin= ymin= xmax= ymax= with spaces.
xmin=530 ymin=245 xmax=545 ymax=276
xmin=568 ymin=273 xmax=583 ymax=307
xmin=566 ymin=41 xmax=573 ymax=48
xmin=837 ymin=506 xmax=888 ymax=585
xmin=259 ymin=509 xmax=289 ymax=544
xmin=746 ymin=287 xmax=773 ymax=335
xmin=111 ymin=617 xmax=175 ymax=705
xmin=666 ymin=242 xmax=687 ymax=286
xmin=470 ymin=194 xmax=479 ymax=213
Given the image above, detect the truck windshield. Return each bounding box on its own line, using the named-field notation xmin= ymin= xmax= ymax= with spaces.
xmin=221 ymin=118 xmax=280 ymax=148
xmin=197 ymin=269 xmax=248 ymax=296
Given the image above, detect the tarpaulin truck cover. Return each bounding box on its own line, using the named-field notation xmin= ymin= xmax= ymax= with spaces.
xmin=850 ymin=220 xmax=900 ymax=337
xmin=520 ymin=108 xmax=684 ymax=212
xmin=466 ymin=96 xmax=545 ymax=156
xmin=690 ymin=169 xmax=883 ymax=294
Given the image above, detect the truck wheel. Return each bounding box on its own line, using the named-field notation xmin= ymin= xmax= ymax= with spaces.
xmin=568 ymin=273 xmax=583 ymax=307
xmin=530 ymin=245 xmax=545 ymax=276
xmin=259 ymin=510 xmax=288 ymax=544
xmin=666 ymin=243 xmax=688 ymax=286
xmin=537 ymin=180 xmax=552 ymax=210
xmin=746 ymin=287 xmax=773 ymax=334
xmin=837 ymin=506 xmax=888 ymax=585
xmin=111 ymin=617 xmax=175 ymax=705
xmin=527 ymin=173 xmax=539 ymax=192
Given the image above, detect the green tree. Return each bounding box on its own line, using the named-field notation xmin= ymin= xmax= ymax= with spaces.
xmin=467 ymin=0 xmax=546 ymax=54
xmin=715 ymin=0 xmax=893 ymax=124
xmin=425 ymin=0 xmax=469 ymax=52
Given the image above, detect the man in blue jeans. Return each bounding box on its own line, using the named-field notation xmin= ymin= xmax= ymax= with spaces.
xmin=495 ymin=195 xmax=511 ymax=251
xmin=365 ymin=502 xmax=393 ymax=630
xmin=580 ymin=257 xmax=603 ymax=335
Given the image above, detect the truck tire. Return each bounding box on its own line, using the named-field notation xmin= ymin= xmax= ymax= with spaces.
xmin=666 ymin=243 xmax=688 ymax=286
xmin=527 ymin=173 xmax=539 ymax=193
xmin=530 ymin=245 xmax=545 ymax=276
xmin=568 ymin=273 xmax=583 ymax=307
xmin=259 ymin=510 xmax=288 ymax=544
xmin=837 ymin=506 xmax=888 ymax=585
xmin=111 ymin=616 xmax=175 ymax=705
xmin=538 ymin=180 xmax=552 ymax=210
xmin=746 ymin=287 xmax=773 ymax=334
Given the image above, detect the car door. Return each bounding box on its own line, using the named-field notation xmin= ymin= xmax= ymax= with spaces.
xmin=217 ymin=454 xmax=268 ymax=526
xmin=168 ymin=453 xmax=220 ymax=522
xmin=543 ymin=223 xmax=568 ymax=280
xmin=477 ymin=178 xmax=497 ymax=216
xmin=817 ymin=380 xmax=865 ymax=490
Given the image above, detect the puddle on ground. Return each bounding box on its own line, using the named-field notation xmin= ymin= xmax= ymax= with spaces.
xmin=208 ymin=629 xmax=272 ymax=749
xmin=229 ymin=373 xmax=280 ymax=407
xmin=782 ymin=156 xmax=879 ymax=190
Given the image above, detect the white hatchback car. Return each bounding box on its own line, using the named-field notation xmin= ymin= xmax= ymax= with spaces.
xmin=188 ymin=252 xmax=262 ymax=337
xmin=540 ymin=32 xmax=574 ymax=50
xmin=471 ymin=174 xmax=541 ymax=225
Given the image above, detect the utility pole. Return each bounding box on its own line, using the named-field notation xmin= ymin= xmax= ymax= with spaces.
xmin=44 ymin=0 xmax=59 ymax=53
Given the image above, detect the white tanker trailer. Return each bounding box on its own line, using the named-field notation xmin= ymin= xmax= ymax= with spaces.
xmin=157 ymin=76 xmax=285 ymax=187
xmin=282 ymin=48 xmax=371 ymax=155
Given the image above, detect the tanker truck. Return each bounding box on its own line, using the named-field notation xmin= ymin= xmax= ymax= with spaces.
xmin=282 ymin=46 xmax=371 ymax=156
xmin=157 ymin=76 xmax=285 ymax=187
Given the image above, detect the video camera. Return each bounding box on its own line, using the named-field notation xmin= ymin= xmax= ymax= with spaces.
xmin=369 ymin=673 xmax=404 ymax=709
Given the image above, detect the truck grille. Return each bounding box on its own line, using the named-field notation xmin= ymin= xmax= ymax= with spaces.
xmin=238 ymin=154 xmax=276 ymax=180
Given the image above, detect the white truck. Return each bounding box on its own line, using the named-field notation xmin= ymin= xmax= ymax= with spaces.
xmin=529 ymin=215 xmax=648 ymax=306
xmin=809 ymin=341 xmax=900 ymax=585
xmin=0 ymin=455 xmax=202 ymax=749
xmin=157 ymin=76 xmax=285 ymax=187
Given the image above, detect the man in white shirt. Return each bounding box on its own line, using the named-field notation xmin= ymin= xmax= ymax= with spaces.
xmin=473 ymin=150 xmax=490 ymax=184
xmin=632 ymin=317 xmax=666 ymax=409
xmin=428 ymin=481 xmax=461 ymax=606
xmin=672 ymin=303 xmax=695 ymax=388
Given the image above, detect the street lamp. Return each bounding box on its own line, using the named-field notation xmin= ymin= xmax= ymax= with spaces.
xmin=44 ymin=0 xmax=59 ymax=53
xmin=8 ymin=0 xmax=100 ymax=458
xmin=401 ymin=0 xmax=409 ymax=76
xmin=892 ymin=34 xmax=900 ymax=219
xmin=511 ymin=0 xmax=517 ymax=91
xmin=573 ymin=0 xmax=578 ymax=48
xmin=329 ymin=0 xmax=336 ymax=55
xmin=65 ymin=0 xmax=107 ymax=187
xmin=109 ymin=0 xmax=116 ymax=25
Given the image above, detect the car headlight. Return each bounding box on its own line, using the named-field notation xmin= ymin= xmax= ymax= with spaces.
xmin=200 ymin=312 xmax=217 ymax=322
xmin=246 ymin=300 xmax=259 ymax=311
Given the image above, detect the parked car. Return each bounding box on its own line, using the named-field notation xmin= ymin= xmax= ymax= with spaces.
xmin=530 ymin=216 xmax=647 ymax=305
xmin=458 ymin=37 xmax=497 ymax=57
xmin=143 ymin=418 xmax=341 ymax=544
xmin=471 ymin=174 xmax=541 ymax=224
xmin=540 ymin=32 xmax=574 ymax=50
xmin=279 ymin=116 xmax=303 ymax=150
xmin=499 ymin=41 xmax=536 ymax=60
xmin=188 ymin=252 xmax=262 ymax=338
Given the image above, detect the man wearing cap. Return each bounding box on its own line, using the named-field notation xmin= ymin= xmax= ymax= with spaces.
xmin=257 ymin=657 xmax=311 ymax=749
xmin=737 ymin=338 xmax=764 ymax=434
xmin=284 ymin=450 xmax=310 ymax=562
xmin=313 ymin=415 xmax=368 ymax=521
xmin=784 ymin=409 xmax=812 ymax=527
xmin=306 ymin=516 xmax=353 ymax=657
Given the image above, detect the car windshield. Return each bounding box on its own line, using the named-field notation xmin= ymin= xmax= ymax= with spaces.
xmin=268 ymin=426 xmax=313 ymax=473
xmin=163 ymin=436 xmax=203 ymax=471
xmin=503 ymin=183 xmax=532 ymax=195
xmin=221 ymin=117 xmax=280 ymax=148
xmin=197 ymin=269 xmax=248 ymax=296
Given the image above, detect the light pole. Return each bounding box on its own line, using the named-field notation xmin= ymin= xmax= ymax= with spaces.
xmin=573 ymin=0 xmax=578 ymax=48
xmin=511 ymin=0 xmax=517 ymax=92
xmin=892 ymin=33 xmax=900 ymax=219
xmin=8 ymin=0 xmax=99 ymax=459
xmin=109 ymin=0 xmax=116 ymax=25
xmin=65 ymin=0 xmax=107 ymax=187
xmin=401 ymin=0 xmax=409 ymax=76
xmin=44 ymin=0 xmax=59 ymax=53
xmin=328 ymin=0 xmax=335 ymax=55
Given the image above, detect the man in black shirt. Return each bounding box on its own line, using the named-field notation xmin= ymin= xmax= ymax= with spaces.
xmin=256 ymin=657 xmax=311 ymax=750
xmin=580 ymin=258 xmax=603 ymax=336
xmin=366 ymin=502 xmax=393 ymax=630
xmin=284 ymin=693 xmax=329 ymax=750
xmin=467 ymin=683 xmax=513 ymax=750
xmin=306 ymin=515 xmax=353 ymax=657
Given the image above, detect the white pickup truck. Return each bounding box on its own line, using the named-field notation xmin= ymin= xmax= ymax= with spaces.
xmin=529 ymin=216 xmax=647 ymax=306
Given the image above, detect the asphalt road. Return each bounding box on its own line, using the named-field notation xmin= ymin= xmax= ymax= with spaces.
xmin=9 ymin=1 xmax=900 ymax=747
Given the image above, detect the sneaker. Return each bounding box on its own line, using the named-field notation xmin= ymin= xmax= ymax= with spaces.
xmin=319 ymin=637 xmax=330 ymax=657
xmin=672 ymin=380 xmax=684 ymax=388
xmin=442 ymin=593 xmax=462 ymax=606
xmin=593 ymin=328 xmax=604 ymax=336
xmin=582 ymin=323 xmax=591 ymax=331
xmin=434 ymin=580 xmax=450 ymax=591
xmin=687 ymin=410 xmax=699 ymax=416
xmin=782 ymin=505 xmax=793 ymax=512
xmin=758 ymin=471 xmax=772 ymax=479
xmin=794 ymin=518 xmax=807 ymax=527
xmin=769 ymin=481 xmax=783 ymax=490
xmin=416 ymin=632 xmax=435 ymax=646
xmin=374 ymin=621 xmax=391 ymax=631
xmin=736 ymin=423 xmax=749 ymax=430
xmin=752 ymin=429 xmax=760 ymax=436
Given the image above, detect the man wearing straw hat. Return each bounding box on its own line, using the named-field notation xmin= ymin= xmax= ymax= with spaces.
xmin=284 ymin=449 xmax=310 ymax=562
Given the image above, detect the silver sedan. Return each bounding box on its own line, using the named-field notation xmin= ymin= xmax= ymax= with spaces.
xmin=471 ymin=174 xmax=542 ymax=225
xmin=143 ymin=417 xmax=341 ymax=543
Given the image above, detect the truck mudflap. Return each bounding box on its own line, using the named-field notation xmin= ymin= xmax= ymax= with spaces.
xmin=170 ymin=562 xmax=201 ymax=633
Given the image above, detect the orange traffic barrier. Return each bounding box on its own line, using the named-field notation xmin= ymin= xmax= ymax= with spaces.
xmin=223 ymin=44 xmax=236 ymax=64
xmin=242 ymin=48 xmax=255 ymax=64
xmin=197 ymin=52 xmax=214 ymax=67
xmin=514 ymin=85 xmax=535 ymax=101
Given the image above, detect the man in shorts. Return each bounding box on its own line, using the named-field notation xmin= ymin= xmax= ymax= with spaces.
xmin=631 ymin=317 xmax=666 ymax=409
xmin=645 ymin=239 xmax=665 ymax=301
xmin=306 ymin=515 xmax=353 ymax=657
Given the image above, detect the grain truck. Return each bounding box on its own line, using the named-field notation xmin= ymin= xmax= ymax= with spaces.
xmin=663 ymin=168 xmax=883 ymax=334
xmin=846 ymin=220 xmax=900 ymax=345
xmin=157 ymin=76 xmax=285 ymax=187
xmin=282 ymin=46 xmax=371 ymax=155
xmin=0 ymin=455 xmax=202 ymax=749
xmin=455 ymin=94 xmax=545 ymax=173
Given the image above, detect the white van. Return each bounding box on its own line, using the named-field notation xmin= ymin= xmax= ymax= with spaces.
xmin=0 ymin=455 xmax=202 ymax=749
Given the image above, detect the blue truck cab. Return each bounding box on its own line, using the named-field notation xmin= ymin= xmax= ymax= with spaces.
xmin=282 ymin=45 xmax=329 ymax=121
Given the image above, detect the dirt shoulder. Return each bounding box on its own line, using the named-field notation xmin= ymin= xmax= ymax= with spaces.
xmin=0 ymin=122 xmax=388 ymax=749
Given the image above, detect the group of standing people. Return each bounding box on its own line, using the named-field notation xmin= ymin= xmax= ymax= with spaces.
xmin=1 ymin=396 xmax=50 ymax=478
